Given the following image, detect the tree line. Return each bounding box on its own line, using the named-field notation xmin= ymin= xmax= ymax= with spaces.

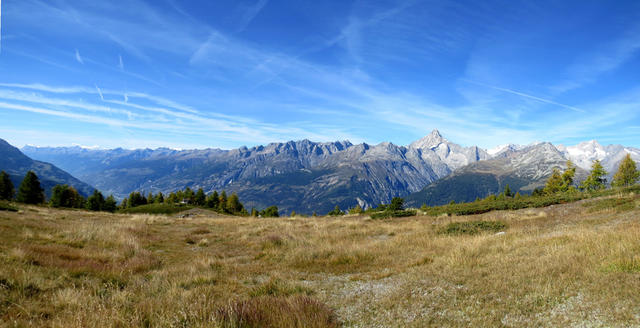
xmin=0 ymin=170 xmax=117 ymax=212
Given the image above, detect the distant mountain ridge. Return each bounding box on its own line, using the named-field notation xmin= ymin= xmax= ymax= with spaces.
xmin=22 ymin=130 xmax=487 ymax=213
xmin=0 ymin=138 xmax=94 ymax=198
xmin=20 ymin=131 xmax=640 ymax=212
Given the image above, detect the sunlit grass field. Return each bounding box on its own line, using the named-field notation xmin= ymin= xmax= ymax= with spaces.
xmin=2 ymin=192 xmax=640 ymax=327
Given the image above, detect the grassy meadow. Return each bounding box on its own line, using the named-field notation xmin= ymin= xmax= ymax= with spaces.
xmin=2 ymin=192 xmax=640 ymax=327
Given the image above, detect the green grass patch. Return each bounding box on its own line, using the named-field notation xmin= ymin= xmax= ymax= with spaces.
xmin=423 ymin=186 xmax=640 ymax=217
xmin=0 ymin=201 xmax=18 ymax=212
xmin=370 ymin=210 xmax=417 ymax=219
xmin=583 ymin=197 xmax=637 ymax=213
xmin=440 ymin=220 xmax=507 ymax=235
xmin=119 ymin=203 xmax=193 ymax=215
xmin=249 ymin=279 xmax=314 ymax=297
xmin=602 ymin=259 xmax=640 ymax=273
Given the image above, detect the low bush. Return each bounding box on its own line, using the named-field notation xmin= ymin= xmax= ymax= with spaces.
xmin=0 ymin=201 xmax=18 ymax=212
xmin=582 ymin=197 xmax=637 ymax=213
xmin=370 ymin=210 xmax=417 ymax=219
xmin=118 ymin=203 xmax=192 ymax=215
xmin=441 ymin=220 xmax=507 ymax=235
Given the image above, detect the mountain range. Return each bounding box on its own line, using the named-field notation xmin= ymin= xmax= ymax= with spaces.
xmin=9 ymin=130 xmax=640 ymax=213
xmin=0 ymin=138 xmax=94 ymax=198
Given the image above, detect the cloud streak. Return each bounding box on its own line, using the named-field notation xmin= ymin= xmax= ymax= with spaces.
xmin=74 ymin=49 xmax=84 ymax=64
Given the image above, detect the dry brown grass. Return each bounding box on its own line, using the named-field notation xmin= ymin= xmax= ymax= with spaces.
xmin=1 ymin=193 xmax=640 ymax=327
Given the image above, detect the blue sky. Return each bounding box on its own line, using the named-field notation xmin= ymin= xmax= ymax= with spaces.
xmin=0 ymin=0 xmax=639 ymax=150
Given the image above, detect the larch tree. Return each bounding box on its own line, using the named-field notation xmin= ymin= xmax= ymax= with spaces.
xmin=612 ymin=154 xmax=639 ymax=187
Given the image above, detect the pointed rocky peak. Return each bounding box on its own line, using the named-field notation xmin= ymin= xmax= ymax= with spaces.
xmin=409 ymin=129 xmax=448 ymax=150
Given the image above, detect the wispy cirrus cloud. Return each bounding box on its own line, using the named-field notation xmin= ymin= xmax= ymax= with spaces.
xmin=74 ymin=48 xmax=84 ymax=64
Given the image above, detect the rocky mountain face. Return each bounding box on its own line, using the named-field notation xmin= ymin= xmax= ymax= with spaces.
xmin=0 ymin=138 xmax=94 ymax=198
xmin=22 ymin=130 xmax=488 ymax=214
xmin=21 ymin=131 xmax=639 ymax=213
xmin=556 ymin=140 xmax=640 ymax=181
xmin=405 ymin=142 xmax=589 ymax=207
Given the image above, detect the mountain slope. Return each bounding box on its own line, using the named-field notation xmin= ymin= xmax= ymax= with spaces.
xmin=406 ymin=143 xmax=588 ymax=207
xmin=22 ymin=130 xmax=488 ymax=213
xmin=0 ymin=139 xmax=94 ymax=198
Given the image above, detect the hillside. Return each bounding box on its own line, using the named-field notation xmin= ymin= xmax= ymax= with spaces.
xmin=1 ymin=192 xmax=640 ymax=326
xmin=0 ymin=138 xmax=94 ymax=198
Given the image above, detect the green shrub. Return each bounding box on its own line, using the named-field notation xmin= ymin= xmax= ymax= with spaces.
xmin=0 ymin=201 xmax=18 ymax=212
xmin=582 ymin=197 xmax=637 ymax=213
xmin=119 ymin=203 xmax=192 ymax=215
xmin=370 ymin=210 xmax=416 ymax=219
xmin=441 ymin=220 xmax=507 ymax=235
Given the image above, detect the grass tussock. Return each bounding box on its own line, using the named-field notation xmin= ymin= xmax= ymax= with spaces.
xmin=216 ymin=295 xmax=339 ymax=328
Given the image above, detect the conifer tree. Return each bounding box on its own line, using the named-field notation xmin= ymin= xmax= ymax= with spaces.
xmin=103 ymin=195 xmax=117 ymax=213
xmin=544 ymin=168 xmax=564 ymax=195
xmin=155 ymin=192 xmax=164 ymax=204
xmin=580 ymin=160 xmax=608 ymax=191
xmin=218 ymin=191 xmax=228 ymax=213
xmin=194 ymin=188 xmax=206 ymax=206
xmin=226 ymin=193 xmax=244 ymax=214
xmin=50 ymin=185 xmax=83 ymax=208
xmin=328 ymin=205 xmax=344 ymax=216
xmin=503 ymin=184 xmax=513 ymax=198
xmin=612 ymin=154 xmax=640 ymax=187
xmin=250 ymin=207 xmax=258 ymax=217
xmin=184 ymin=187 xmax=195 ymax=203
xmin=17 ymin=171 xmax=45 ymax=204
xmin=388 ymin=197 xmax=404 ymax=211
xmin=290 ymin=210 xmax=296 ymax=217
xmin=561 ymin=160 xmax=577 ymax=191
xmin=206 ymin=191 xmax=219 ymax=209
xmin=86 ymin=190 xmax=105 ymax=211
xmin=0 ymin=171 xmax=15 ymax=200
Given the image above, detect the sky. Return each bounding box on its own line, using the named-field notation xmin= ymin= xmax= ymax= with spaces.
xmin=0 ymin=0 xmax=639 ymax=150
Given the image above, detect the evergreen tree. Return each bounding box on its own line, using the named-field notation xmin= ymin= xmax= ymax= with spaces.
xmin=544 ymin=168 xmax=564 ymax=195
xmin=348 ymin=205 xmax=364 ymax=214
xmin=184 ymin=187 xmax=195 ymax=204
xmin=127 ymin=191 xmax=147 ymax=207
xmin=166 ymin=192 xmax=177 ymax=204
xmin=155 ymin=192 xmax=164 ymax=204
xmin=50 ymin=185 xmax=84 ymax=208
xmin=388 ymin=197 xmax=404 ymax=211
xmin=194 ymin=188 xmax=206 ymax=206
xmin=120 ymin=198 xmax=128 ymax=209
xmin=17 ymin=171 xmax=45 ymax=204
xmin=147 ymin=192 xmax=154 ymax=204
xmin=250 ymin=207 xmax=258 ymax=217
xmin=206 ymin=191 xmax=219 ymax=209
xmin=503 ymin=184 xmax=514 ymax=198
xmin=580 ymin=160 xmax=608 ymax=191
xmin=0 ymin=171 xmax=15 ymax=200
xmin=561 ymin=160 xmax=577 ymax=191
xmin=290 ymin=210 xmax=296 ymax=217
xmin=86 ymin=190 xmax=105 ymax=211
xmin=328 ymin=205 xmax=344 ymax=216
xmin=612 ymin=154 xmax=640 ymax=187
xmin=260 ymin=206 xmax=279 ymax=218
xmin=226 ymin=193 xmax=244 ymax=214
xmin=218 ymin=191 xmax=228 ymax=213
xmin=103 ymin=195 xmax=117 ymax=213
